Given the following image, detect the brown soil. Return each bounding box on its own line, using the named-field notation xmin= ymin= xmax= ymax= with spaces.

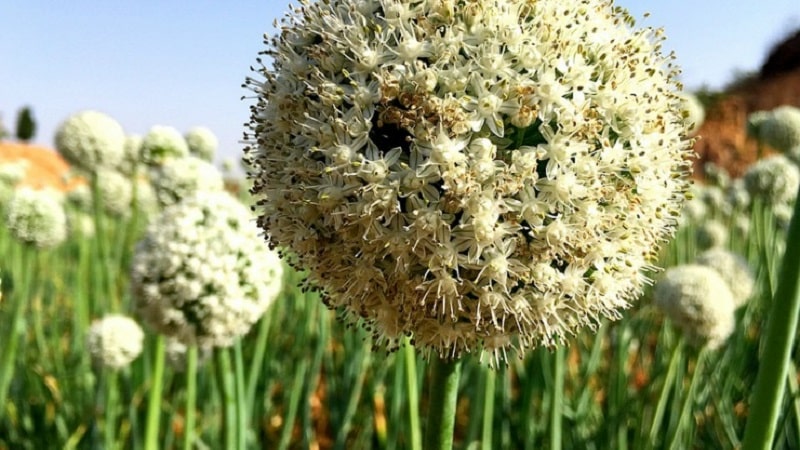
xmin=0 ymin=142 xmax=85 ymax=191
xmin=693 ymin=29 xmax=800 ymax=178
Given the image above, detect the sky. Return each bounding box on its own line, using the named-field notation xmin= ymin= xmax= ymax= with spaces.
xmin=2 ymin=1 xmax=798 ymax=167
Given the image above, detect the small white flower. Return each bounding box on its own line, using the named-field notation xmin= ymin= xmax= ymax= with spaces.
xmin=131 ymin=191 xmax=284 ymax=348
xmin=86 ymin=314 xmax=144 ymax=369
xmin=695 ymin=248 xmax=755 ymax=308
xmin=55 ymin=110 xmax=126 ymax=172
xmin=758 ymin=106 xmax=800 ymax=154
xmin=140 ymin=125 xmax=189 ymax=166
xmin=743 ymin=155 xmax=799 ymax=206
xmin=653 ymin=265 xmax=736 ymax=349
xmin=5 ymin=187 xmax=67 ymax=248
xmin=184 ymin=127 xmax=219 ymax=162
xmin=151 ymin=156 xmax=224 ymax=207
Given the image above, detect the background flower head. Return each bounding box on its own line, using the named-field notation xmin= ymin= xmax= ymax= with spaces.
xmin=150 ymin=155 xmax=224 ymax=207
xmin=140 ymin=125 xmax=189 ymax=166
xmin=244 ymin=0 xmax=694 ymax=361
xmin=131 ymin=191 xmax=284 ymax=348
xmin=5 ymin=187 xmax=67 ymax=248
xmin=86 ymin=314 xmax=145 ymax=370
xmin=184 ymin=126 xmax=219 ymax=162
xmin=653 ymin=264 xmax=736 ymax=349
xmin=695 ymin=248 xmax=755 ymax=308
xmin=54 ymin=110 xmax=126 ymax=172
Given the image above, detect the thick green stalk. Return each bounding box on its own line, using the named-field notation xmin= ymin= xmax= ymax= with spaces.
xmin=742 ymin=183 xmax=800 ymax=450
xmin=423 ymin=356 xmax=462 ymax=450
xmin=182 ymin=345 xmax=198 ymax=450
xmin=144 ymin=335 xmax=166 ymax=450
xmin=404 ymin=342 xmax=423 ymax=450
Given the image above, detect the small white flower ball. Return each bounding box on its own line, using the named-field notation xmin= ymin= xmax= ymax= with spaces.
xmin=150 ymin=156 xmax=225 ymax=207
xmin=55 ymin=110 xmax=126 ymax=172
xmin=653 ymin=265 xmax=736 ymax=349
xmin=5 ymin=187 xmax=67 ymax=248
xmin=140 ymin=125 xmax=189 ymax=166
xmin=184 ymin=127 xmax=219 ymax=162
xmin=95 ymin=169 xmax=133 ymax=217
xmin=743 ymin=155 xmax=799 ymax=206
xmin=86 ymin=314 xmax=145 ymax=369
xmin=131 ymin=191 xmax=284 ymax=348
xmin=759 ymin=106 xmax=800 ymax=154
xmin=695 ymin=248 xmax=755 ymax=308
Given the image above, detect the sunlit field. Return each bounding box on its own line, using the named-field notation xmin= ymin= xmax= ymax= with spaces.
xmin=4 ymin=1 xmax=800 ymax=449
xmin=1 ymin=115 xmax=798 ymax=449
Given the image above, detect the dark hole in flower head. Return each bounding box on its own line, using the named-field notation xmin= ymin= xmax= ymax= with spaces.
xmin=369 ymin=108 xmax=413 ymax=155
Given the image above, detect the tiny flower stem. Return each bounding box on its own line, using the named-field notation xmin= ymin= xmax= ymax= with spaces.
xmin=742 ymin=183 xmax=800 ymax=450
xmin=424 ymin=356 xmax=462 ymax=450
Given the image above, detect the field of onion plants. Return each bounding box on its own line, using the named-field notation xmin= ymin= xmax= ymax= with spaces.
xmin=5 ymin=1 xmax=800 ymax=449
xmin=1 ymin=108 xmax=799 ymax=450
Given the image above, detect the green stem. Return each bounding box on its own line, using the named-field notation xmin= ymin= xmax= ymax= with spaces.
xmin=216 ymin=348 xmax=237 ymax=450
xmin=742 ymin=183 xmax=800 ymax=450
xmin=233 ymin=341 xmax=248 ymax=450
xmin=423 ymin=356 xmax=462 ymax=450
xmin=245 ymin=314 xmax=272 ymax=418
xmin=0 ymin=245 xmax=33 ymax=421
xmin=104 ymin=370 xmax=119 ymax=450
xmin=182 ymin=345 xmax=198 ymax=450
xmin=481 ymin=368 xmax=496 ymax=450
xmin=551 ymin=346 xmax=565 ymax=450
xmin=144 ymin=335 xmax=166 ymax=450
xmin=404 ymin=340 xmax=423 ymax=450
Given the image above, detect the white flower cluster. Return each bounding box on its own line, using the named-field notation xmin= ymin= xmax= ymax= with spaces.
xmin=743 ymin=155 xmax=799 ymax=207
xmin=244 ymin=0 xmax=694 ymax=360
xmin=695 ymin=248 xmax=754 ymax=308
xmin=752 ymin=106 xmax=800 ymax=155
xmin=5 ymin=187 xmax=67 ymax=248
xmin=140 ymin=125 xmax=189 ymax=166
xmin=54 ymin=110 xmax=126 ymax=172
xmin=151 ymin=156 xmax=224 ymax=207
xmin=131 ymin=191 xmax=284 ymax=348
xmin=653 ymin=265 xmax=735 ymax=349
xmin=95 ymin=169 xmax=133 ymax=217
xmin=185 ymin=127 xmax=219 ymax=162
xmin=86 ymin=314 xmax=145 ymax=369
xmin=118 ymin=134 xmax=144 ymax=175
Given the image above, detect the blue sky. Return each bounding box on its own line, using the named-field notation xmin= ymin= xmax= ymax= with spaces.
xmin=2 ymin=1 xmax=798 ymax=165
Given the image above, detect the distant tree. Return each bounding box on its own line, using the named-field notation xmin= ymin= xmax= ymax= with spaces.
xmin=15 ymin=106 xmax=36 ymax=142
